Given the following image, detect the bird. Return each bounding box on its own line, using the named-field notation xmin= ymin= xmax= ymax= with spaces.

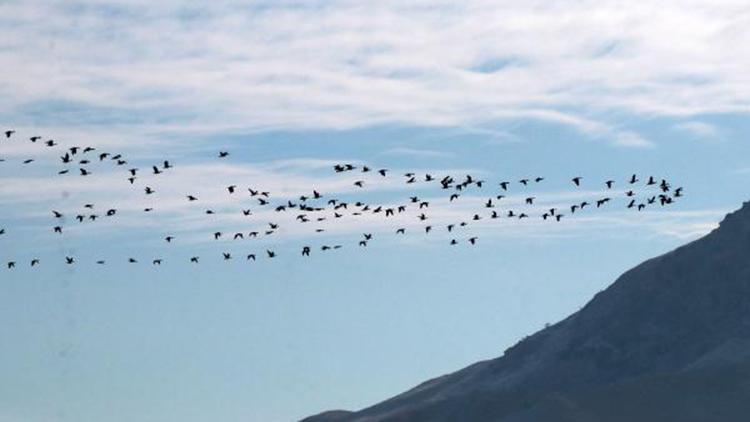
xmin=4 ymin=130 xmax=15 ymax=138
xmin=572 ymin=177 xmax=582 ymax=186
xmin=227 ymin=185 xmax=236 ymax=194
xmin=468 ymin=237 xmax=478 ymax=245
xmin=65 ymin=257 xmax=75 ymax=265
xmin=165 ymin=236 xmax=174 ymax=243
xmin=605 ymin=180 xmax=615 ymax=189
xmin=31 ymin=259 xmax=40 ymax=267
xmin=7 ymin=262 xmax=15 ymax=269
xmin=218 ymin=151 xmax=229 ymax=158
xmin=266 ymin=250 xmax=276 ymax=258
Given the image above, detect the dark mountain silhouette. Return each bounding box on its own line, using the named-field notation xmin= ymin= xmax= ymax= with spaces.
xmin=304 ymin=201 xmax=750 ymax=422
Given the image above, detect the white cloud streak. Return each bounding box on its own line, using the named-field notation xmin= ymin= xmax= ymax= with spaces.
xmin=1 ymin=1 xmax=749 ymax=146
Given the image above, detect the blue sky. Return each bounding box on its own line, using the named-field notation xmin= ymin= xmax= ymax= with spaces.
xmin=1 ymin=1 xmax=750 ymax=421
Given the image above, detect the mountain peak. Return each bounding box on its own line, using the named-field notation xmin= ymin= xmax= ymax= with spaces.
xmin=717 ymin=200 xmax=750 ymax=233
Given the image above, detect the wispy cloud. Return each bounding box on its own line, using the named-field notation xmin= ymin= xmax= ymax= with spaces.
xmin=614 ymin=131 xmax=654 ymax=148
xmin=1 ymin=1 xmax=748 ymax=147
xmin=381 ymin=147 xmax=453 ymax=159
xmin=673 ymin=120 xmax=720 ymax=140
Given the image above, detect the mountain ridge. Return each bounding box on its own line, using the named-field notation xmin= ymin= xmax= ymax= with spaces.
xmin=304 ymin=201 xmax=750 ymax=422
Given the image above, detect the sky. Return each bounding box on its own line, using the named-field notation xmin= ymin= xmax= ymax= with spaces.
xmin=1 ymin=1 xmax=750 ymax=421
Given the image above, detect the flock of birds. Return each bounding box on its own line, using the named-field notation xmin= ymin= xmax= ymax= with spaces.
xmin=0 ymin=128 xmax=685 ymax=270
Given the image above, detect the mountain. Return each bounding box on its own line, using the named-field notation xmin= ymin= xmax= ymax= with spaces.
xmin=304 ymin=201 xmax=750 ymax=422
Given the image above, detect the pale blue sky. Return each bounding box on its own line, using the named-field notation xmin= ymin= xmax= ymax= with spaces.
xmin=1 ymin=2 xmax=750 ymax=421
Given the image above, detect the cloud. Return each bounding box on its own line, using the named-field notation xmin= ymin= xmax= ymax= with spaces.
xmin=673 ymin=121 xmax=720 ymax=139
xmin=0 ymin=1 xmax=749 ymax=147
xmin=614 ymin=131 xmax=654 ymax=148
xmin=381 ymin=147 xmax=453 ymax=159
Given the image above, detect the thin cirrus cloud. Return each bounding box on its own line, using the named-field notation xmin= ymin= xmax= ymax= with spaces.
xmin=0 ymin=1 xmax=749 ymax=147
xmin=673 ymin=121 xmax=720 ymax=140
xmin=381 ymin=147 xmax=454 ymax=159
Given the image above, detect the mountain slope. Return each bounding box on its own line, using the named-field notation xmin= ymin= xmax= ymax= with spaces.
xmin=304 ymin=201 xmax=750 ymax=422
